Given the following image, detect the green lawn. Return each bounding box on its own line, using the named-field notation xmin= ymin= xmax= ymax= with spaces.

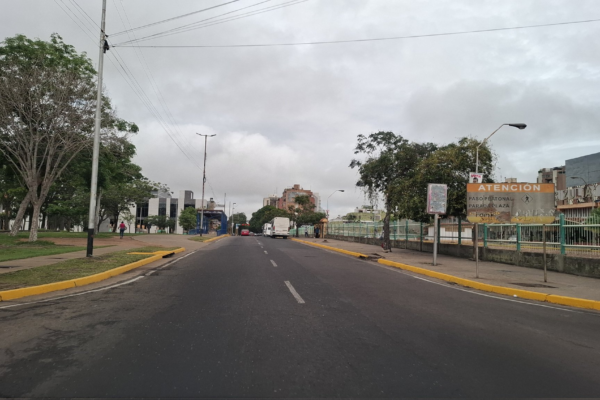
xmin=0 ymin=246 xmax=178 ymax=290
xmin=0 ymin=232 xmax=118 ymax=263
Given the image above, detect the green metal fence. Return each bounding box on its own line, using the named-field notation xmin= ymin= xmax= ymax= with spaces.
xmin=323 ymin=216 xmax=600 ymax=258
xmin=484 ymin=213 xmax=600 ymax=258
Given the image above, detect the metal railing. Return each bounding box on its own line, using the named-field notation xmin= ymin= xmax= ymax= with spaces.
xmin=323 ymin=216 xmax=600 ymax=258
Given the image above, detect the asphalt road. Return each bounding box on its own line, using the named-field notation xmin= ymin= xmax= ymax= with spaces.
xmin=1 ymin=235 xmax=599 ymax=398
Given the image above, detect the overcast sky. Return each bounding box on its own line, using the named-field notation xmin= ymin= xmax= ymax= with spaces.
xmin=3 ymin=0 xmax=600 ymax=219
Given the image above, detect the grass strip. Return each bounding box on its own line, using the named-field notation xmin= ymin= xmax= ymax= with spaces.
xmin=0 ymin=246 xmax=177 ymax=291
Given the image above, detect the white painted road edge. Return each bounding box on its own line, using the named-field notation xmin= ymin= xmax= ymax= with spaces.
xmin=284 ymin=281 xmax=305 ymax=304
xmin=270 ymin=260 xmax=278 ymax=267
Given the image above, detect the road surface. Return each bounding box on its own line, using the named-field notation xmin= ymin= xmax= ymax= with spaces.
xmin=1 ymin=236 xmax=599 ymax=397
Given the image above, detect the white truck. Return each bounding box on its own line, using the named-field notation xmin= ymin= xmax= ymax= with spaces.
xmin=263 ymin=223 xmax=272 ymax=237
xmin=269 ymin=217 xmax=290 ymax=239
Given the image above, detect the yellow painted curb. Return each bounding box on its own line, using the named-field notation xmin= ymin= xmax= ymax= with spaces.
xmin=203 ymin=234 xmax=230 ymax=243
xmin=0 ymin=247 xmax=186 ymax=302
xmin=290 ymin=238 xmax=370 ymax=259
xmin=292 ymin=238 xmax=600 ymax=312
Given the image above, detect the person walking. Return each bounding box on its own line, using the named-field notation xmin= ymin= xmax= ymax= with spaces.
xmin=119 ymin=221 xmax=126 ymax=239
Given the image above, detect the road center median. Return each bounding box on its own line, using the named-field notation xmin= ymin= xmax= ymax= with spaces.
xmin=0 ymin=247 xmax=185 ymax=302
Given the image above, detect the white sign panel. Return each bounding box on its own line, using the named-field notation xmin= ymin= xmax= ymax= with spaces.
xmin=427 ymin=184 xmax=448 ymax=214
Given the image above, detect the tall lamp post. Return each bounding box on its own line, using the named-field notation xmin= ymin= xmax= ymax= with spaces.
xmin=474 ymin=123 xmax=526 ymax=278
xmin=196 ymin=133 xmax=216 ymax=236
xmin=325 ymin=189 xmax=344 ymax=239
xmin=232 ymin=203 xmax=236 ymax=235
xmin=326 ymin=190 xmax=345 ymax=219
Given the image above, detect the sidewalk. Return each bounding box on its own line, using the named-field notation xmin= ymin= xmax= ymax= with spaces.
xmin=0 ymin=234 xmax=212 ymax=275
xmin=293 ymin=237 xmax=600 ymax=302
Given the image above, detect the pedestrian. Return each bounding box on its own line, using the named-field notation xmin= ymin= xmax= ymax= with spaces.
xmin=315 ymin=226 xmax=320 ymax=238
xmin=119 ymin=221 xmax=126 ymax=239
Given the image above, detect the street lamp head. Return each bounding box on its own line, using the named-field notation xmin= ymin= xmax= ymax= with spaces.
xmin=507 ymin=123 xmax=527 ymax=130
xmin=339 ymin=189 xmax=345 ymax=192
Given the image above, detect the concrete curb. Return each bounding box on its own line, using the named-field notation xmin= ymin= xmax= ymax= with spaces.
xmin=290 ymin=238 xmax=370 ymax=259
xmin=292 ymin=239 xmax=600 ymax=312
xmin=189 ymin=234 xmax=230 ymax=244
xmin=204 ymin=234 xmax=230 ymax=243
xmin=0 ymin=247 xmax=185 ymax=302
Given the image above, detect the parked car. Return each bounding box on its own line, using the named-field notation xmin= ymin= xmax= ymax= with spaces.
xmin=241 ymin=229 xmax=250 ymax=236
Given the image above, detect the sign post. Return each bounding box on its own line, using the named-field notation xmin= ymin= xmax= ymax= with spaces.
xmin=427 ymin=184 xmax=447 ymax=266
xmin=467 ymin=182 xmax=556 ymax=280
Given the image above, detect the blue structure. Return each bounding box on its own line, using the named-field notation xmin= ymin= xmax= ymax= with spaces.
xmin=190 ymin=210 xmax=228 ymax=236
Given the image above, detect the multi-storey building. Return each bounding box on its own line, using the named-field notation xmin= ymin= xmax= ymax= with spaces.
xmin=537 ymin=166 xmax=566 ymax=190
xmin=275 ymin=184 xmax=316 ymax=211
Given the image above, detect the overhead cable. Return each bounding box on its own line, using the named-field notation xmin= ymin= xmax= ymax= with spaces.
xmin=114 ymin=0 xmax=306 ymax=46
xmin=111 ymin=0 xmax=241 ymax=37
xmin=115 ymin=17 xmax=600 ymax=48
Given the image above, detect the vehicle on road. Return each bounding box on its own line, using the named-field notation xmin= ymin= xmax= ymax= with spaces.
xmin=241 ymin=229 xmax=250 ymax=236
xmin=269 ymin=217 xmax=290 ymax=239
xmin=263 ymin=223 xmax=272 ymax=237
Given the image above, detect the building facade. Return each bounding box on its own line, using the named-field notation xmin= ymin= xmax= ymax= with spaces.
xmin=275 ymin=184 xmax=316 ymax=211
xmin=537 ymin=166 xmax=566 ymax=190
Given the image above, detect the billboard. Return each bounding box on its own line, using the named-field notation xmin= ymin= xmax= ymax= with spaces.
xmin=467 ymin=183 xmax=556 ymax=224
xmin=427 ymin=184 xmax=447 ymax=214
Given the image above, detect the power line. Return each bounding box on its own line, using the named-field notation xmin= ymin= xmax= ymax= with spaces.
xmin=113 ymin=0 xmax=205 ymax=160
xmin=111 ymin=0 xmax=241 ymax=37
xmin=115 ymin=17 xmax=600 ymax=48
xmin=114 ymin=0 xmax=303 ymax=46
xmin=53 ymin=0 xmax=204 ymax=170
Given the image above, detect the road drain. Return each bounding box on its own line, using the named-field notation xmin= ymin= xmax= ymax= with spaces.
xmin=510 ymin=282 xmax=557 ymax=288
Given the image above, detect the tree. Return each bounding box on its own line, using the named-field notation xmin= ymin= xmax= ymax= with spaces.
xmin=249 ymin=205 xmax=289 ymax=233
xmin=178 ymin=207 xmax=197 ymax=233
xmin=287 ymin=195 xmax=325 ymax=236
xmin=396 ymin=137 xmax=494 ymax=222
xmin=147 ymin=215 xmax=171 ymax=232
xmin=120 ymin=208 xmax=136 ymax=233
xmin=0 ymin=34 xmax=137 ymax=241
xmin=350 ymin=132 xmax=436 ymax=251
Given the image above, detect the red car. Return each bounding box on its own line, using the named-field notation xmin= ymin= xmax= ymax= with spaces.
xmin=240 ymin=229 xmax=250 ymax=236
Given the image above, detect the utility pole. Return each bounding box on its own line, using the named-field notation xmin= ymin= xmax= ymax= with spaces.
xmin=86 ymin=0 xmax=108 ymax=257
xmin=196 ymin=133 xmax=216 ymax=236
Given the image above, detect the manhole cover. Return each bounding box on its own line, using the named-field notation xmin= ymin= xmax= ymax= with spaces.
xmin=510 ymin=283 xmax=557 ymax=288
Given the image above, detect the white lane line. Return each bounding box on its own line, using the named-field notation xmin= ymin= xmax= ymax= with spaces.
xmin=270 ymin=259 xmax=277 ymax=267
xmin=284 ymin=281 xmax=305 ymax=304
xmin=264 ymin=250 xmax=268 ymax=254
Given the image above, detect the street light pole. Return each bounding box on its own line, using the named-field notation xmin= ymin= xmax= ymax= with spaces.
xmin=474 ymin=123 xmax=526 ymax=278
xmin=232 ymin=203 xmax=236 ymax=235
xmin=86 ymin=0 xmax=108 ymax=257
xmin=325 ymin=189 xmax=344 ymax=240
xmin=326 ymin=189 xmax=345 ymax=219
xmin=196 ymin=133 xmax=216 ymax=236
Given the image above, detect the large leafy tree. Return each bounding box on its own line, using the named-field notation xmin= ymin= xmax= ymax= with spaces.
xmin=350 ymin=132 xmax=436 ymax=251
xmin=249 ymin=205 xmax=289 ymax=233
xmin=396 ymin=137 xmax=494 ymax=222
xmin=0 ymin=34 xmax=137 ymax=241
xmin=178 ymin=206 xmax=197 ymax=233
